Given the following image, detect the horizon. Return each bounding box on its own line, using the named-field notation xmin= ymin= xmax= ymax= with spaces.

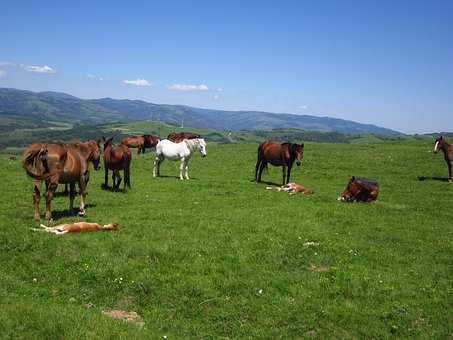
xmin=1 ymin=1 xmax=452 ymax=134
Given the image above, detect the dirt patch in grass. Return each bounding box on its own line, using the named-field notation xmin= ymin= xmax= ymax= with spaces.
xmin=102 ymin=309 xmax=145 ymax=327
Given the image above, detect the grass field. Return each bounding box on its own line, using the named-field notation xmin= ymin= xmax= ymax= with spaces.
xmin=0 ymin=140 xmax=452 ymax=338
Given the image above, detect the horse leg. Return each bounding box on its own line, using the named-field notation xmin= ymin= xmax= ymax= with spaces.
xmin=448 ymin=162 xmax=452 ymax=183
xmin=33 ymin=180 xmax=41 ymax=221
xmin=78 ymin=177 xmax=87 ymax=216
xmin=45 ymin=181 xmax=57 ymax=220
xmin=115 ymin=170 xmax=122 ymax=190
xmin=104 ymin=166 xmax=109 ymax=188
xmin=254 ymin=158 xmax=262 ymax=182
xmin=184 ymin=160 xmax=190 ymax=180
xmin=258 ymin=162 xmax=266 ymax=182
xmin=69 ymin=182 xmax=76 ymax=212
xmin=286 ymin=165 xmax=292 ymax=185
xmin=125 ymin=165 xmax=131 ymax=189
xmin=153 ymin=156 xmax=161 ymax=177
xmin=282 ymin=166 xmax=286 ymax=185
xmin=179 ymin=158 xmax=185 ymax=180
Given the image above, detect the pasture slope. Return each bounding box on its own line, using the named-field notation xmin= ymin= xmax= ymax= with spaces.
xmin=0 ymin=140 xmax=452 ymax=339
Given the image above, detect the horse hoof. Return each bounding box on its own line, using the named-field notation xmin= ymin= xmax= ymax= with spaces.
xmin=78 ymin=210 xmax=86 ymax=216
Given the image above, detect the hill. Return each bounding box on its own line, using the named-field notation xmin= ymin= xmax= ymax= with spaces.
xmin=0 ymin=88 xmax=403 ymax=136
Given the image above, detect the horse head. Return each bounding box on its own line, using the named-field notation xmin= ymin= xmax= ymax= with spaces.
xmin=102 ymin=137 xmax=114 ymax=151
xmin=290 ymin=143 xmax=304 ymax=166
xmin=338 ymin=176 xmax=357 ymax=202
xmin=433 ymin=136 xmax=444 ymax=154
xmin=198 ymin=138 xmax=207 ymax=157
xmin=89 ymin=140 xmax=102 ymax=170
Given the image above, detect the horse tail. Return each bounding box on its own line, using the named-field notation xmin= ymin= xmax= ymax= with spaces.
xmin=123 ymin=153 xmax=131 ymax=189
xmin=22 ymin=145 xmax=52 ymax=180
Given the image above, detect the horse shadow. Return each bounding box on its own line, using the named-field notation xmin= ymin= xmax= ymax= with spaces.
xmin=101 ymin=184 xmax=130 ymax=193
xmin=251 ymin=179 xmax=282 ymax=186
xmin=155 ymin=175 xmax=199 ymax=180
xmin=50 ymin=204 xmax=97 ymax=220
xmin=418 ymin=176 xmax=450 ymax=182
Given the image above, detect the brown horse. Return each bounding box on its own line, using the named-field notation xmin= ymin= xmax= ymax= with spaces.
xmin=103 ymin=137 xmax=132 ymax=191
xmin=167 ymin=132 xmax=201 ymax=143
xmin=122 ymin=135 xmax=160 ymax=154
xmin=433 ymin=136 xmax=453 ymax=182
xmin=338 ymin=177 xmax=379 ymax=203
xmin=255 ymin=140 xmax=304 ymax=185
xmin=22 ymin=140 xmax=101 ymax=220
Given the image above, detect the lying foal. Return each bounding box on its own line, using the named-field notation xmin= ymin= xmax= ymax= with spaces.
xmin=32 ymin=222 xmax=119 ymax=235
xmin=266 ymin=182 xmax=314 ymax=195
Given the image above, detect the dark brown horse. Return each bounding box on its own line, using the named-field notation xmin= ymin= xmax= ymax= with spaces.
xmin=433 ymin=136 xmax=453 ymax=182
xmin=338 ymin=177 xmax=379 ymax=203
xmin=167 ymin=132 xmax=201 ymax=143
xmin=122 ymin=135 xmax=160 ymax=154
xmin=103 ymin=137 xmax=132 ymax=191
xmin=255 ymin=140 xmax=304 ymax=185
xmin=22 ymin=140 xmax=101 ymax=220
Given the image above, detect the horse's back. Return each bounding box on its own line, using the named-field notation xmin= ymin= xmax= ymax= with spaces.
xmin=156 ymin=139 xmax=187 ymax=159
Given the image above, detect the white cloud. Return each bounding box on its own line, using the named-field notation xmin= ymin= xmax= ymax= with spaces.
xmin=167 ymin=84 xmax=209 ymax=92
xmin=88 ymin=73 xmax=103 ymax=81
xmin=24 ymin=65 xmax=56 ymax=74
xmin=0 ymin=61 xmax=16 ymax=67
xmin=213 ymin=94 xmax=219 ymax=100
xmin=123 ymin=79 xmax=152 ymax=87
xmin=299 ymin=105 xmax=308 ymax=110
xmin=0 ymin=70 xmax=6 ymax=78
xmin=216 ymin=88 xmax=223 ymax=92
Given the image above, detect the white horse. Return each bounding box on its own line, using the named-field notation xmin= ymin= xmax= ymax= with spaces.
xmin=153 ymin=138 xmax=207 ymax=180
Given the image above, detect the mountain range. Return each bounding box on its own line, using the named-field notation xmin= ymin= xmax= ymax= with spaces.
xmin=0 ymin=88 xmax=403 ymax=136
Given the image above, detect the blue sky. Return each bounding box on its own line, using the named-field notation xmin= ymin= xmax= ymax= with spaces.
xmin=1 ymin=0 xmax=452 ymax=133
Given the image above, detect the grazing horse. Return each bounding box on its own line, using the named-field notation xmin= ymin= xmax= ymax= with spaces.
xmin=122 ymin=135 xmax=160 ymax=154
xmin=338 ymin=177 xmax=379 ymax=203
xmin=167 ymin=132 xmax=201 ymax=143
xmin=255 ymin=140 xmax=304 ymax=185
xmin=103 ymin=137 xmax=132 ymax=191
xmin=433 ymin=136 xmax=453 ymax=182
xmin=22 ymin=140 xmax=101 ymax=220
xmin=154 ymin=138 xmax=207 ymax=180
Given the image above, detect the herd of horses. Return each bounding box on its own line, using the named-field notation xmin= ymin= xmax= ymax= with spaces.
xmin=21 ymin=132 xmax=453 ymax=221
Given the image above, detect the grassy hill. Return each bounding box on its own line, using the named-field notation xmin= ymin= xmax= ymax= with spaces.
xmin=0 ymin=87 xmax=403 ymax=136
xmin=0 ymin=139 xmax=452 ymax=338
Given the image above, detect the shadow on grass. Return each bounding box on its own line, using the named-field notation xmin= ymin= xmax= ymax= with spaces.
xmin=418 ymin=176 xmax=450 ymax=182
xmin=154 ymin=175 xmax=199 ymax=180
xmin=252 ymin=179 xmax=282 ymax=186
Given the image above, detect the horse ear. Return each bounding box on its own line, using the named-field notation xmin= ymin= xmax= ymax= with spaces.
xmin=440 ymin=135 xmax=443 ymax=140
xmin=97 ymin=139 xmax=102 ymax=146
xmin=102 ymin=136 xmax=106 ymax=142
xmin=351 ymin=176 xmax=355 ymax=181
xmin=301 ymin=143 xmax=304 ymax=148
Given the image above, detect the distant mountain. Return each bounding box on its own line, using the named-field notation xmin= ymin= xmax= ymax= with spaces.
xmin=0 ymin=88 xmax=403 ymax=136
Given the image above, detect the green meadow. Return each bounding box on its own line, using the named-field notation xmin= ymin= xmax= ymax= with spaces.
xmin=0 ymin=140 xmax=452 ymax=338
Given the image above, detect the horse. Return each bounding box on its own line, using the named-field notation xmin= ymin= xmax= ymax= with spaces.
xmin=255 ymin=140 xmax=304 ymax=185
xmin=103 ymin=137 xmax=132 ymax=191
xmin=22 ymin=140 xmax=101 ymax=220
xmin=338 ymin=177 xmax=379 ymax=203
xmin=433 ymin=136 xmax=453 ymax=182
xmin=122 ymin=135 xmax=160 ymax=154
xmin=153 ymin=138 xmax=207 ymax=180
xmin=32 ymin=222 xmax=119 ymax=235
xmin=167 ymin=132 xmax=201 ymax=143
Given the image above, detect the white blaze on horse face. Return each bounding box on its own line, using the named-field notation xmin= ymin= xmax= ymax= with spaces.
xmin=434 ymin=141 xmax=439 ymax=153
